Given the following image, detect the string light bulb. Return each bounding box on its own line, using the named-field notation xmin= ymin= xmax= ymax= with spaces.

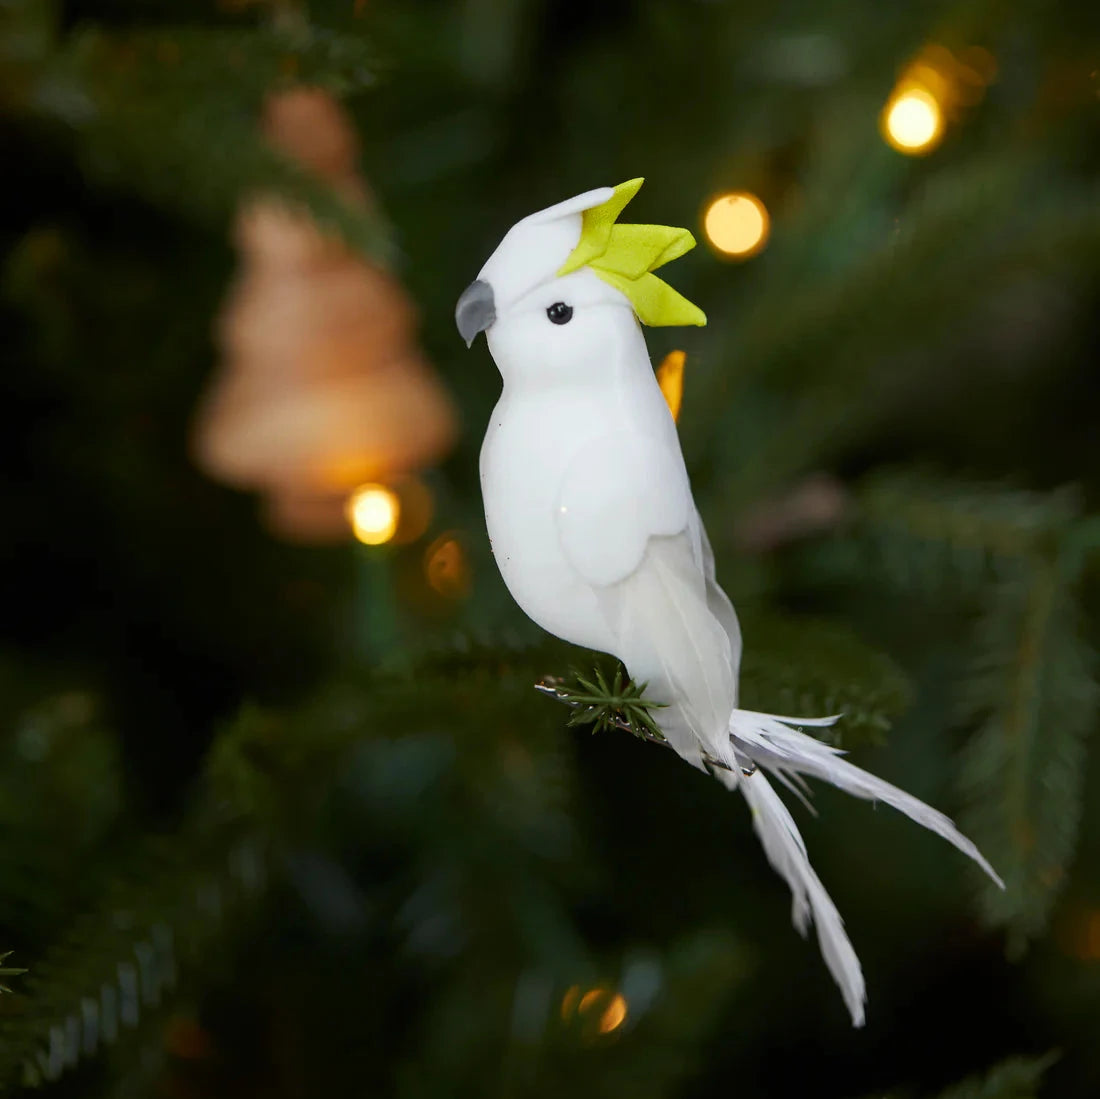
xmin=657 ymin=350 xmax=686 ymax=423
xmin=880 ymin=43 xmax=995 ymax=156
xmin=881 ymin=87 xmax=944 ymax=154
xmin=703 ymin=192 xmax=770 ymax=258
xmin=346 ymin=484 xmax=400 ymax=545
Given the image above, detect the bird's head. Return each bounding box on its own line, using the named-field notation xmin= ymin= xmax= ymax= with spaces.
xmin=455 ymin=178 xmax=706 ymax=382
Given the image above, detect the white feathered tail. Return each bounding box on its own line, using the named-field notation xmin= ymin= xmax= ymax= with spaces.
xmin=719 ymin=762 xmax=867 ymax=1025
xmin=721 ymin=709 xmax=1003 ymax=1027
xmin=604 ymin=528 xmax=1003 ymax=1027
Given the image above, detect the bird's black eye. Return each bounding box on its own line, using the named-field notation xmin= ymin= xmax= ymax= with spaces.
xmin=546 ymin=302 xmax=573 ymax=325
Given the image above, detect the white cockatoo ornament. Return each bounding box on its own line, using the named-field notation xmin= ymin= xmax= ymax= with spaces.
xmin=455 ymin=178 xmax=1002 ymax=1026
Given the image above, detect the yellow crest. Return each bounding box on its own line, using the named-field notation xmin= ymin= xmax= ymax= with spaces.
xmin=557 ymin=178 xmax=706 ymax=328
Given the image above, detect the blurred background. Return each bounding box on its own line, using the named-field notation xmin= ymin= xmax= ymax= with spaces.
xmin=1 ymin=0 xmax=1099 ymax=1095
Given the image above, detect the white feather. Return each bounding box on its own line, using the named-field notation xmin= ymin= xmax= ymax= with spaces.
xmin=720 ymin=766 xmax=866 ymax=1027
xmin=598 ymin=532 xmax=736 ymax=769
xmin=728 ymin=712 xmax=1005 ymax=889
xmin=693 ymin=509 xmax=743 ymax=687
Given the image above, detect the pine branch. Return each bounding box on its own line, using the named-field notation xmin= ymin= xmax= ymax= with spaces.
xmin=809 ymin=472 xmax=1080 ymax=597
xmin=536 ymin=665 xmax=668 ymax=745
xmin=0 ymin=683 xmax=125 ymax=940
xmin=535 ymin=613 xmax=908 ymax=767
xmin=932 ymin=1052 xmax=1059 ymax=1099
xmin=0 ymin=661 xmax=585 ymax=1093
xmin=0 ymin=828 xmax=267 ymax=1090
xmin=525 ymin=931 xmax=743 ymax=1098
xmin=856 ymin=473 xmax=1077 ymax=591
xmin=956 ymin=561 xmax=1098 ymax=952
xmin=0 ymin=953 xmax=27 ymax=996
xmin=404 ymin=611 xmax=909 ymax=753
xmin=864 ymin=1053 xmax=1059 ymax=1099
xmin=536 ymin=667 xmax=760 ymax=773
xmin=736 ymin=164 xmax=1098 ymax=398
xmin=10 ymin=12 xmax=392 ymax=259
xmin=737 ymin=613 xmax=910 ymax=747
xmin=699 ymin=157 xmax=1100 ymax=502
xmin=789 ymin=474 xmax=1100 ymax=947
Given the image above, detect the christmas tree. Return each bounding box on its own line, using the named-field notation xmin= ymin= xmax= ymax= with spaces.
xmin=2 ymin=0 xmax=1099 ymax=1095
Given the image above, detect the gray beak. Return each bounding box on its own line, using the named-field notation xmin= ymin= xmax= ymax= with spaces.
xmin=455 ymin=279 xmax=496 ymax=347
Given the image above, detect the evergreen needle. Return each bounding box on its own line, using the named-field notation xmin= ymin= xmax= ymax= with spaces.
xmin=535 ymin=669 xmax=767 ymax=775
xmin=535 ymin=665 xmax=667 ymax=743
xmin=0 ymin=952 xmax=27 ymax=995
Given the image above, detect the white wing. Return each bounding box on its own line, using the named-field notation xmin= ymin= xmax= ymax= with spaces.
xmin=694 ymin=508 xmax=743 ymax=690
xmin=555 ymin=431 xmax=691 ymax=587
xmin=556 ymin=434 xmax=736 ymax=765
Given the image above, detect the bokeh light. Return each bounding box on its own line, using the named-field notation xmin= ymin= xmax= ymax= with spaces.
xmin=594 ymin=991 xmax=628 ymax=1034
xmin=657 ymin=350 xmax=686 ymax=423
xmin=703 ymin=192 xmax=770 ymax=258
xmin=882 ymin=87 xmax=944 ymax=153
xmin=561 ymin=986 xmax=629 ymax=1036
xmin=346 ymin=484 xmax=400 ymax=545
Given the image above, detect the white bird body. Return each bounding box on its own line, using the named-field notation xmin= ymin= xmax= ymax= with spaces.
xmin=457 ymin=178 xmax=1002 ymax=1027
xmin=480 ymin=290 xmax=690 ymax=653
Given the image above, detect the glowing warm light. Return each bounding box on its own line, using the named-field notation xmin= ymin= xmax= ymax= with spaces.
xmin=703 ymin=192 xmax=770 ymax=258
xmin=424 ymin=533 xmax=471 ymax=599
xmin=561 ymin=986 xmax=629 ymax=1035
xmin=596 ymin=992 xmax=628 ymax=1034
xmin=346 ymin=484 xmax=399 ymax=545
xmin=657 ymin=350 xmax=685 ymax=423
xmin=882 ymin=87 xmax=945 ymax=154
xmin=879 ymin=44 xmax=996 ymax=156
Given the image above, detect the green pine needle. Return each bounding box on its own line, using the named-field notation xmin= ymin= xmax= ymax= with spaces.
xmin=0 ymin=951 xmax=27 ymax=994
xmin=957 ymin=562 xmax=1098 ymax=951
xmin=538 ymin=664 xmax=667 ymax=744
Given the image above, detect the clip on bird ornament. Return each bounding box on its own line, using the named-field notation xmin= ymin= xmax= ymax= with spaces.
xmin=455 ymin=178 xmax=1002 ymax=1027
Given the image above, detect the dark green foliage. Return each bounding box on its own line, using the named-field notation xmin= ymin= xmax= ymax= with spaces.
xmin=808 ymin=473 xmax=1100 ymax=946
xmin=3 ymin=0 xmax=390 ymax=259
xmin=828 ymin=472 xmax=1083 ymax=596
xmin=0 ymin=955 xmax=28 ymax=996
xmin=958 ymin=570 xmax=1098 ymax=953
xmin=2 ymin=0 xmax=1100 ymax=1095
xmin=0 ymin=674 xmax=123 ymax=939
xmin=694 ymin=167 xmax=1100 ymax=506
xmin=860 ymin=1054 xmax=1058 ymax=1099
xmin=1 ymin=829 xmax=267 ymax=1091
xmin=738 ymin=613 xmax=912 ymax=747
xmin=931 ymin=1054 xmax=1059 ymax=1099
xmin=196 ymin=666 xmax=748 ymax=1096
